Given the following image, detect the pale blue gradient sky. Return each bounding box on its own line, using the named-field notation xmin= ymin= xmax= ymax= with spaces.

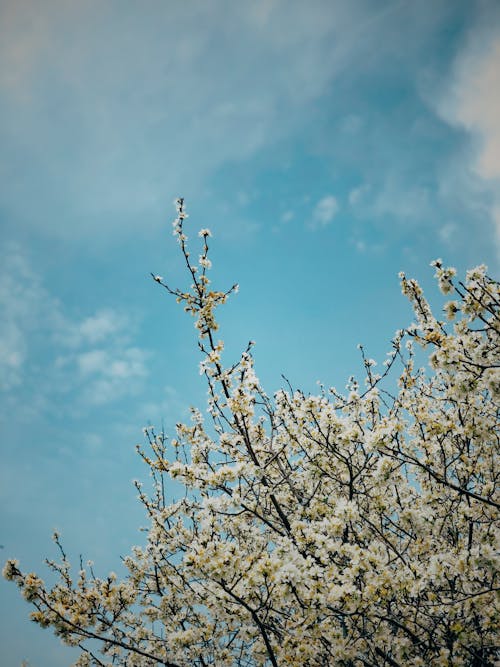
xmin=1 ymin=1 xmax=500 ymax=665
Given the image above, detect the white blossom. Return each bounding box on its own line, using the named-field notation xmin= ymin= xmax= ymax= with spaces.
xmin=5 ymin=201 xmax=499 ymax=667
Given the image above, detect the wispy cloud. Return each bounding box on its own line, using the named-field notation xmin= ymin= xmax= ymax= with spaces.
xmin=0 ymin=1 xmax=371 ymax=239
xmin=309 ymin=195 xmax=339 ymax=230
xmin=0 ymin=320 xmax=25 ymax=391
xmin=0 ymin=245 xmax=149 ymax=406
xmin=0 ymin=245 xmax=60 ymax=390
xmin=432 ymin=10 xmax=500 ymax=256
xmin=57 ymin=309 xmax=130 ymax=348
xmin=350 ymin=179 xmax=432 ymax=224
xmin=3 ymin=1 xmax=455 ymax=244
xmin=444 ymin=33 xmax=500 ymax=183
xmin=76 ymin=347 xmax=149 ymax=405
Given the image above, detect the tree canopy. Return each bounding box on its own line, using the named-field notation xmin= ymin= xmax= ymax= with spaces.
xmin=5 ymin=199 xmax=499 ymax=666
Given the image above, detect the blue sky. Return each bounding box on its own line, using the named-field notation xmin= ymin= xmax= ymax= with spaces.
xmin=1 ymin=1 xmax=500 ymax=664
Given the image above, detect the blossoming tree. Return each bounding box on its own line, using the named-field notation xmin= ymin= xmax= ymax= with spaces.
xmin=4 ymin=200 xmax=499 ymax=666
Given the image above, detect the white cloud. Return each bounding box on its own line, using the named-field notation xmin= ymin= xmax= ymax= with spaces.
xmin=435 ymin=16 xmax=500 ymax=253
xmin=77 ymin=310 xmax=126 ymax=345
xmin=0 ymin=245 xmax=149 ymax=404
xmin=447 ymin=35 xmax=500 ymax=182
xmin=0 ymin=324 xmax=26 ymax=390
xmin=77 ymin=349 xmax=108 ymax=376
xmin=348 ymin=176 xmax=434 ymax=226
xmin=438 ymin=222 xmax=458 ymax=246
xmin=372 ymin=182 xmax=431 ymax=222
xmin=0 ymin=245 xmax=59 ymax=389
xmin=0 ymin=0 xmax=395 ymax=239
xmin=70 ymin=344 xmax=149 ymax=405
xmin=79 ymin=361 xmax=148 ymax=406
xmin=58 ymin=309 xmax=131 ymax=348
xmin=348 ymin=184 xmax=370 ymax=207
xmin=77 ymin=346 xmax=146 ymax=379
xmin=309 ymin=195 xmax=339 ymax=230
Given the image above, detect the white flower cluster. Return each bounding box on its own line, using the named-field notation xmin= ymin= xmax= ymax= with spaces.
xmin=5 ymin=203 xmax=499 ymax=667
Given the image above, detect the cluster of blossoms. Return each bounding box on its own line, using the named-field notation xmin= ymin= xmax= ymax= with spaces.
xmin=4 ymin=200 xmax=499 ymax=666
